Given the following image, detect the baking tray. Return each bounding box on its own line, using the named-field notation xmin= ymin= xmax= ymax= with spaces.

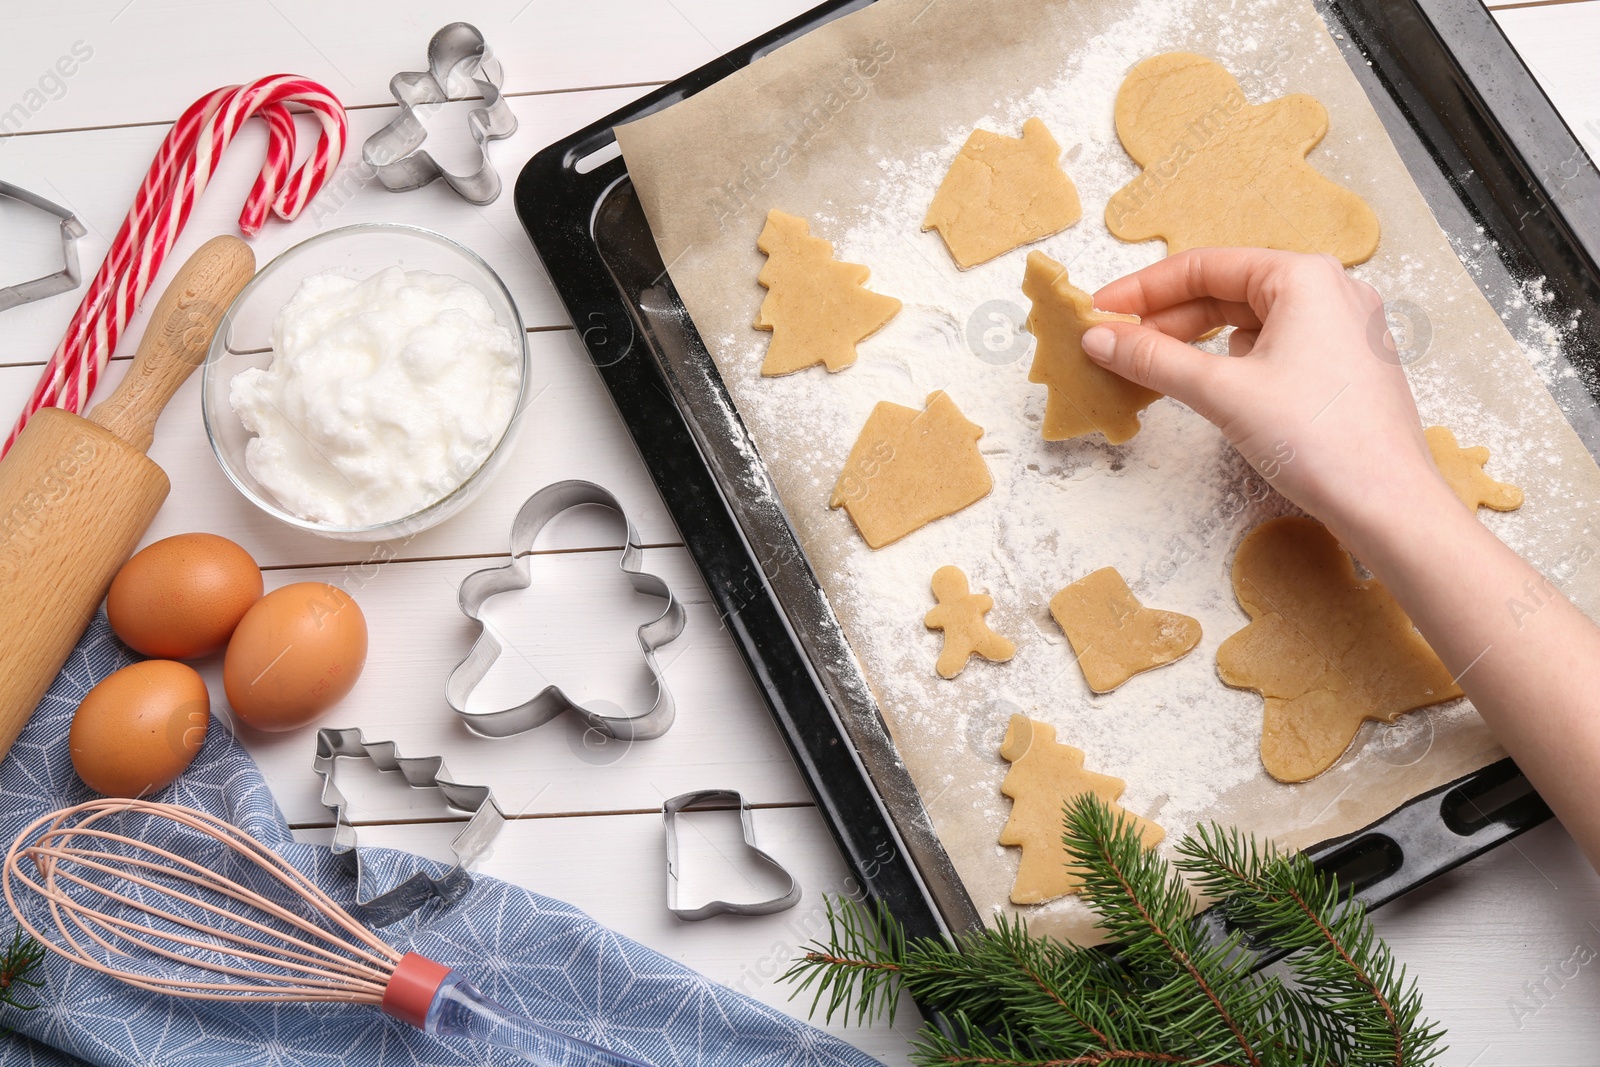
xmin=515 ymin=0 xmax=1598 ymax=948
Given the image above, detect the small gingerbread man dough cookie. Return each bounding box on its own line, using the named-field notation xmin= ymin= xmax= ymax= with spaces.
xmin=755 ymin=209 xmax=902 ymax=376
xmin=923 ymin=118 xmax=1083 ymax=270
xmin=1217 ymin=516 xmax=1462 ymax=783
xmin=999 ymin=714 xmax=1164 ymax=904
xmin=1023 ymin=251 xmax=1156 ymax=444
xmin=925 ymin=565 xmax=1016 ymax=679
xmin=1426 ymin=425 xmax=1523 ymax=513
xmin=829 ymin=391 xmax=992 ymax=549
xmin=1049 ymin=567 xmax=1201 ymax=693
xmin=1105 ymin=53 xmax=1380 ymax=267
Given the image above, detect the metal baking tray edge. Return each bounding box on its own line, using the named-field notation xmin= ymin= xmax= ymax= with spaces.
xmin=514 ymin=0 xmax=1595 ymax=948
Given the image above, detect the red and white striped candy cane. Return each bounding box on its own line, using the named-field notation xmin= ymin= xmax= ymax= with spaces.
xmin=4 ymin=75 xmax=346 ymax=454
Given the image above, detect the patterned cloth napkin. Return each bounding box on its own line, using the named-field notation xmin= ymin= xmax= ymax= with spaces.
xmin=0 ymin=617 xmax=881 ymax=1067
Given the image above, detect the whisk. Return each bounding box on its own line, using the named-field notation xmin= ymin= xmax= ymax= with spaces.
xmin=4 ymin=799 xmax=653 ymax=1067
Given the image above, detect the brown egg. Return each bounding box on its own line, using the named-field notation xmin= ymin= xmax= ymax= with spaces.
xmin=70 ymin=661 xmax=209 ymax=797
xmin=224 ymin=582 xmax=367 ymax=732
xmin=107 ymin=533 xmax=263 ymax=659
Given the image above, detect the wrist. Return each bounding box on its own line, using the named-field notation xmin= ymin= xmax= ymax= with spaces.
xmin=1316 ymin=467 xmax=1469 ymax=570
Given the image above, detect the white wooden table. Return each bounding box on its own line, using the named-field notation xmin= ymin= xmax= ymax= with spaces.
xmin=1 ymin=2 xmax=1596 ymax=1063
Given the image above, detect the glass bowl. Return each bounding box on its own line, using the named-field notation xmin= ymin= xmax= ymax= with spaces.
xmin=202 ymin=224 xmax=529 ymax=542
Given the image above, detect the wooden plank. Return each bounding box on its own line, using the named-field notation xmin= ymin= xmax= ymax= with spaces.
xmin=299 ymin=805 xmax=922 ymax=1064
xmin=0 ymin=86 xmax=647 ymax=362
xmin=0 ymin=329 xmax=683 ymax=563
xmin=1492 ymin=4 xmax=1600 ymax=161
xmin=0 ymin=0 xmax=819 ymax=131
xmin=206 ymin=549 xmax=812 ymax=825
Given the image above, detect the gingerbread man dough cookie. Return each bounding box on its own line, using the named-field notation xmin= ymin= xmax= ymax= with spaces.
xmin=1049 ymin=567 xmax=1201 ymax=693
xmin=999 ymin=714 xmax=1164 ymax=904
xmin=755 ymin=209 xmax=902 ymax=376
xmin=923 ymin=118 xmax=1083 ymax=270
xmin=1023 ymin=251 xmax=1156 ymax=444
xmin=829 ymin=391 xmax=992 ymax=549
xmin=1217 ymin=516 xmax=1462 ymax=783
xmin=1105 ymin=53 xmax=1380 ymax=267
xmin=1426 ymin=425 xmax=1523 ymax=513
xmin=925 ymin=565 xmax=1016 ymax=679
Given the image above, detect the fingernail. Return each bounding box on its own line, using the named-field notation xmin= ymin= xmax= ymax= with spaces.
xmin=1081 ymin=326 xmax=1115 ymax=363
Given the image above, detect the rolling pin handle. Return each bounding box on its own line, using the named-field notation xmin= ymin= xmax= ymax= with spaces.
xmin=86 ymin=235 xmax=256 ymax=454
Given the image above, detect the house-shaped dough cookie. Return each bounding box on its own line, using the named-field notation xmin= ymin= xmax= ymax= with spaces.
xmin=829 ymin=391 xmax=992 ymax=549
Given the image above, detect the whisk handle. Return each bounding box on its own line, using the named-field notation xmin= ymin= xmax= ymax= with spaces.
xmin=383 ymin=954 xmax=655 ymax=1067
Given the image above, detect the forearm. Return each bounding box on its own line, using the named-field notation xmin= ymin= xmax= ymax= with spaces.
xmin=1333 ymin=475 xmax=1600 ymax=865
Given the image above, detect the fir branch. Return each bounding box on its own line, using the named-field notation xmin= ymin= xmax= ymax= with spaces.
xmin=783 ymin=797 xmax=1443 ymax=1067
xmin=0 ymin=926 xmax=45 ymax=1028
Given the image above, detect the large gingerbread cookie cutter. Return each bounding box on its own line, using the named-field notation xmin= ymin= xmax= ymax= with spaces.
xmin=445 ymin=480 xmax=687 ymax=740
xmin=362 ymin=22 xmax=518 ymax=204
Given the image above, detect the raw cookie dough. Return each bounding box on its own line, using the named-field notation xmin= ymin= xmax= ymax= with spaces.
xmin=1217 ymin=516 xmax=1462 ymax=783
xmin=1105 ymin=52 xmax=1381 ymax=267
xmin=1049 ymin=567 xmax=1201 ymax=693
xmin=829 ymin=391 xmax=993 ymax=549
xmin=1023 ymin=251 xmax=1156 ymax=444
xmin=999 ymin=714 xmax=1164 ymax=904
xmin=1426 ymin=425 xmax=1524 ymax=512
xmin=922 ymin=117 xmax=1083 ymax=269
xmin=754 ymin=209 xmax=902 ymax=376
xmin=925 ymin=565 xmax=1016 ymax=679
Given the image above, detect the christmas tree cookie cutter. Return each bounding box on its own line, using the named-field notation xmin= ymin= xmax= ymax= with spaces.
xmin=362 ymin=22 xmax=518 ymax=204
xmin=0 ymin=182 xmax=86 ymax=313
xmin=446 ymin=480 xmax=687 ymax=740
xmin=313 ymin=727 xmax=505 ymax=926
xmin=663 ymin=789 xmax=802 ymax=920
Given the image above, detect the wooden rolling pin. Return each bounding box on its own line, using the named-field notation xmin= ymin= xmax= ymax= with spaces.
xmin=0 ymin=235 xmax=255 ymax=761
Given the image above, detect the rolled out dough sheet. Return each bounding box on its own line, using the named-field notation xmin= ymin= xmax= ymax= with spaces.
xmin=615 ymin=0 xmax=1600 ymax=944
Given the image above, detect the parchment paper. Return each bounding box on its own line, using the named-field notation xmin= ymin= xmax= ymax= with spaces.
xmin=615 ymin=0 xmax=1600 ymax=943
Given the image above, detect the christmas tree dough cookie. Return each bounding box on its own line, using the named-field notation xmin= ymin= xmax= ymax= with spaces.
xmin=755 ymin=209 xmax=902 ymax=376
xmin=999 ymin=714 xmax=1164 ymax=904
xmin=1217 ymin=516 xmax=1462 ymax=783
xmin=1049 ymin=567 xmax=1201 ymax=693
xmin=1023 ymin=251 xmax=1157 ymax=444
xmin=1426 ymin=425 xmax=1523 ymax=513
xmin=1105 ymin=53 xmax=1380 ymax=267
xmin=925 ymin=565 xmax=1016 ymax=679
xmin=923 ymin=118 xmax=1083 ymax=270
xmin=830 ymin=391 xmax=992 ymax=549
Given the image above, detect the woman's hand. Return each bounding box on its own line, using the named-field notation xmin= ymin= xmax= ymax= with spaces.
xmin=1079 ymin=247 xmax=1458 ymax=549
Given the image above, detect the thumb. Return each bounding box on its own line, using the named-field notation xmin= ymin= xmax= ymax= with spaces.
xmin=1080 ymin=321 xmax=1224 ymax=410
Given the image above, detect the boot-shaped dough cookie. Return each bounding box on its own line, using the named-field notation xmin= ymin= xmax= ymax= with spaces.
xmin=1105 ymin=53 xmax=1380 ymax=267
xmin=1049 ymin=567 xmax=1201 ymax=693
xmin=923 ymin=118 xmax=1083 ymax=269
xmin=999 ymin=714 xmax=1164 ymax=904
xmin=755 ymin=209 xmax=902 ymax=376
xmin=925 ymin=565 xmax=1016 ymax=679
xmin=1023 ymin=251 xmax=1157 ymax=444
xmin=1426 ymin=425 xmax=1523 ymax=512
xmin=1217 ymin=516 xmax=1462 ymax=782
xmin=829 ymin=391 xmax=992 ymax=549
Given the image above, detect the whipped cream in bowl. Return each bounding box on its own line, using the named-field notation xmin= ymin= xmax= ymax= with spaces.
xmin=203 ymin=225 xmax=530 ymax=542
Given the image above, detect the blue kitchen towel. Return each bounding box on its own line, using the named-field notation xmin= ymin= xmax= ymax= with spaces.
xmin=0 ymin=616 xmax=882 ymax=1067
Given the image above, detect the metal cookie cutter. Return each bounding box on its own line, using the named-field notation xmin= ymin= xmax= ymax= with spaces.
xmin=446 ymin=480 xmax=687 ymax=740
xmin=664 ymin=790 xmax=802 ymax=921
xmin=362 ymin=22 xmax=518 ymax=204
xmin=313 ymin=727 xmax=505 ymax=927
xmin=0 ymin=182 xmax=85 ymax=312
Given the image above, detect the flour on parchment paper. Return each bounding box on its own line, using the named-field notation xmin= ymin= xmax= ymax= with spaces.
xmin=619 ymin=0 xmax=1600 ymax=942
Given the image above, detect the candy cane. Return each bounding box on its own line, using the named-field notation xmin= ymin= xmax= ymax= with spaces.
xmin=4 ymin=76 xmax=347 ymax=454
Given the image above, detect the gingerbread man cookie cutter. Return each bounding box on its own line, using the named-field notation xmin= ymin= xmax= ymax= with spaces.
xmin=362 ymin=22 xmax=518 ymax=204
xmin=445 ymin=480 xmax=687 ymax=741
xmin=313 ymin=727 xmax=505 ymax=926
